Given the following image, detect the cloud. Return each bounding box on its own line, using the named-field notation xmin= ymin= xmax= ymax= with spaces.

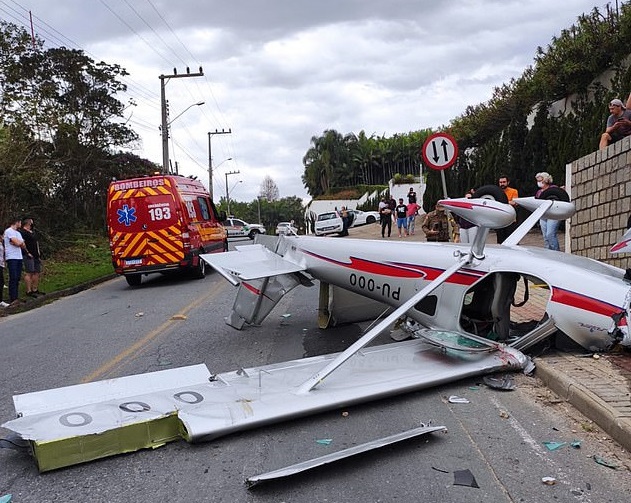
xmin=11 ymin=0 xmax=602 ymax=203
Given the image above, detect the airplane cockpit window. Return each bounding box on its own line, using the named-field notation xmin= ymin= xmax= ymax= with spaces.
xmin=460 ymin=272 xmax=550 ymax=344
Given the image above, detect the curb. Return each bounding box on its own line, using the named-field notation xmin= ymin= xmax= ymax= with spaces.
xmin=535 ymin=352 xmax=631 ymax=453
xmin=0 ymin=274 xmax=117 ymax=317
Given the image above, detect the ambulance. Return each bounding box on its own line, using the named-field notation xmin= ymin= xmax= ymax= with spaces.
xmin=107 ymin=174 xmax=227 ymax=286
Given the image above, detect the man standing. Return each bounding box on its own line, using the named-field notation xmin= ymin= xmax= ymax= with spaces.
xmin=497 ymin=175 xmax=519 ymax=244
xmin=422 ymin=202 xmax=452 ymax=242
xmin=379 ymin=197 xmax=392 ymax=238
xmin=3 ymin=217 xmax=29 ymax=306
xmin=20 ymin=218 xmax=44 ymax=297
xmin=395 ymin=198 xmax=408 ymax=238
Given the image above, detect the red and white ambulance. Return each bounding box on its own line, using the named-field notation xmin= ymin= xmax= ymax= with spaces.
xmin=107 ymin=174 xmax=227 ymax=286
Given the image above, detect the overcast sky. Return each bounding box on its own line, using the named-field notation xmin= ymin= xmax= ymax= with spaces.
xmin=1 ymin=0 xmax=606 ymax=203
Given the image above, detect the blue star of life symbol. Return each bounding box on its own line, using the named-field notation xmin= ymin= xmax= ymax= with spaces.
xmin=117 ymin=204 xmax=137 ymax=226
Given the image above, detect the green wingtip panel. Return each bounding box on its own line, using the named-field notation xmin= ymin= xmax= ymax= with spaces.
xmin=32 ymin=413 xmax=184 ymax=472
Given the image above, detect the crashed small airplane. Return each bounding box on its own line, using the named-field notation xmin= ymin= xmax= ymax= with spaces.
xmin=3 ymin=186 xmax=631 ymax=472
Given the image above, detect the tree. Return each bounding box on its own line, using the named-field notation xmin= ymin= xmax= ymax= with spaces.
xmin=259 ymin=175 xmax=280 ymax=201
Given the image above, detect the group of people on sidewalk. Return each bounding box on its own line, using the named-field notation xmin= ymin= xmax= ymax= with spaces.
xmin=376 ymin=172 xmax=564 ymax=250
xmin=1 ymin=217 xmax=44 ymax=308
xmin=378 ymin=187 xmax=421 ymax=238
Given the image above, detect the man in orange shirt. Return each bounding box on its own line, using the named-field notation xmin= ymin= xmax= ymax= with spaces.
xmin=497 ymin=175 xmax=519 ymax=244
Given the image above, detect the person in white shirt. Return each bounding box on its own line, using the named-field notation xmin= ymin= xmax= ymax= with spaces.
xmin=3 ymin=217 xmax=30 ymax=306
xmin=0 ymin=230 xmax=7 ymax=308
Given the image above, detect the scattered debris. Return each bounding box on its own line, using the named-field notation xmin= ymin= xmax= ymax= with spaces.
xmin=570 ymin=440 xmax=582 ymax=449
xmin=134 ymin=312 xmax=144 ymax=317
xmin=543 ymin=441 xmax=567 ymax=451
xmin=341 ymin=411 xmax=349 ymax=417
xmin=448 ymin=395 xmax=470 ymax=404
xmin=592 ymin=455 xmax=619 ymax=469
xmin=499 ymin=410 xmax=510 ymax=419
xmin=453 ymin=469 xmax=479 ymax=488
xmin=0 ymin=495 xmax=12 ymax=503
xmin=592 ymin=354 xmax=601 ymax=360
xmin=170 ymin=314 xmax=187 ymax=320
xmin=483 ymin=374 xmax=516 ymax=390
xmin=542 ymin=476 xmax=556 ymax=485
xmin=316 ymin=439 xmax=332 ymax=445
xmin=468 ymin=386 xmax=480 ymax=390
xmin=246 ymin=425 xmax=446 ymax=488
xmin=431 ymin=466 xmax=450 ymax=474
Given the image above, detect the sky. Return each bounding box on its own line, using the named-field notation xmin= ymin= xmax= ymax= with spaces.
xmin=0 ymin=0 xmax=608 ymax=204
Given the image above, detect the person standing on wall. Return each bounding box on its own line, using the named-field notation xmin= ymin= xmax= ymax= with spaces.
xmin=496 ymin=175 xmax=519 ymax=244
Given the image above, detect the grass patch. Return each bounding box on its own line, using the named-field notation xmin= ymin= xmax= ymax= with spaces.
xmin=30 ymin=235 xmax=113 ymax=295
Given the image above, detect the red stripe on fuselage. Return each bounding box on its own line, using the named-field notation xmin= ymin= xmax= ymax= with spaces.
xmin=551 ymin=287 xmax=626 ymax=324
xmin=300 ymin=249 xmax=483 ymax=285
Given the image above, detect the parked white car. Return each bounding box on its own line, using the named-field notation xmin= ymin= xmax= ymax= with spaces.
xmin=275 ymin=221 xmax=298 ymax=236
xmin=224 ymin=218 xmax=266 ymax=239
xmin=315 ymin=211 xmax=344 ymax=236
xmin=349 ymin=209 xmax=380 ymax=227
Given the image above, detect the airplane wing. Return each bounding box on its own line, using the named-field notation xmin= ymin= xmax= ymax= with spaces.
xmin=200 ymin=244 xmax=306 ymax=284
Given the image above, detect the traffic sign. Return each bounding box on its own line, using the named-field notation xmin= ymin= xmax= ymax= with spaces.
xmin=422 ymin=132 xmax=459 ymax=171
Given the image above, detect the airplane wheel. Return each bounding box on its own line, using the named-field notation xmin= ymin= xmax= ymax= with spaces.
xmin=472 ymin=185 xmax=508 ymax=203
xmin=538 ymin=186 xmax=570 ymax=202
xmin=125 ymin=274 xmax=142 ymax=287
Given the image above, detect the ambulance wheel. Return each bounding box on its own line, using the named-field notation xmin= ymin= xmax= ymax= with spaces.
xmin=472 ymin=185 xmax=508 ymax=203
xmin=248 ymin=229 xmax=260 ymax=240
xmin=193 ymin=256 xmax=206 ymax=279
xmin=125 ymin=274 xmax=142 ymax=287
xmin=538 ymin=186 xmax=570 ymax=202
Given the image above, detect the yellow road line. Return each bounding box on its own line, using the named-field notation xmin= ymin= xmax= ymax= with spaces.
xmin=81 ymin=281 xmax=227 ymax=383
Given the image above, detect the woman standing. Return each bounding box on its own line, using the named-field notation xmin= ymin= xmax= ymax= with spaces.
xmin=535 ymin=172 xmax=560 ymax=250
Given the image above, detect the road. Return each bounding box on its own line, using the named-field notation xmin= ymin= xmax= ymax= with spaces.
xmin=1 ymin=235 xmax=630 ymax=502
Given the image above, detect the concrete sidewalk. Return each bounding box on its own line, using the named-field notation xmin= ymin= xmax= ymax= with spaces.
xmin=535 ymin=351 xmax=631 ymax=453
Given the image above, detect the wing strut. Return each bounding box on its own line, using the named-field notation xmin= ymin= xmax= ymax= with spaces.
xmin=296 ymin=255 xmax=472 ymax=394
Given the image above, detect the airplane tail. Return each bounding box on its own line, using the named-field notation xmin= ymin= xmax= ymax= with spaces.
xmin=201 ymin=236 xmax=312 ymax=329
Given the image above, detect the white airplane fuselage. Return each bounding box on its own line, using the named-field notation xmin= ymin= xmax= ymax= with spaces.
xmin=278 ymin=235 xmax=630 ymax=351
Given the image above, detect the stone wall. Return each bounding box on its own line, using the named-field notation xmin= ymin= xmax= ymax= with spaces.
xmin=570 ymin=135 xmax=631 ymax=268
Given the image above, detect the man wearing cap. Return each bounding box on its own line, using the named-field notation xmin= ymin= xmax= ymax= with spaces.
xmin=599 ymin=97 xmax=631 ymax=149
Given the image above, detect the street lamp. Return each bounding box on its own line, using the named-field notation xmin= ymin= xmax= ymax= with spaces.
xmin=161 ymin=100 xmax=204 ymax=173
xmin=224 ymin=170 xmax=240 ymax=216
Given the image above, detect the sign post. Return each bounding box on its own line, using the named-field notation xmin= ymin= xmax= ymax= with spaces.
xmin=422 ymin=132 xmax=459 ymax=199
xmin=422 ymin=132 xmax=459 ymax=241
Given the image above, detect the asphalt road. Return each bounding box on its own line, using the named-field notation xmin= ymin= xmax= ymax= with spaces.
xmin=1 ymin=235 xmax=630 ymax=502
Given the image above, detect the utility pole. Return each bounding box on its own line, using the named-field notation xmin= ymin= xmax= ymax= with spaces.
xmin=225 ymin=170 xmax=240 ymax=216
xmin=208 ymin=129 xmax=232 ymax=199
xmin=160 ymin=67 xmax=204 ymax=173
